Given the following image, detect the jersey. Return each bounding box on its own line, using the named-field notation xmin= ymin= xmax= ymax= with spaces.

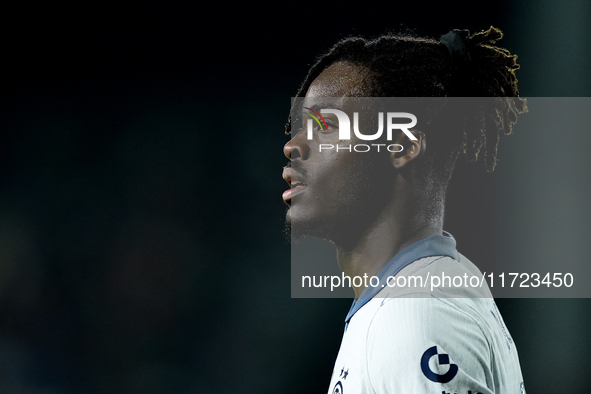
xmin=326 ymin=233 xmax=526 ymax=394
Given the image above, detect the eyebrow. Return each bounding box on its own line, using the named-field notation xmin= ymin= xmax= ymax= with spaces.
xmin=301 ymin=100 xmax=346 ymax=112
xmin=308 ymin=103 xmax=331 ymax=111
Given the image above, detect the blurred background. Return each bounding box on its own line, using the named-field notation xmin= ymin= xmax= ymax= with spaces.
xmin=1 ymin=0 xmax=590 ymax=393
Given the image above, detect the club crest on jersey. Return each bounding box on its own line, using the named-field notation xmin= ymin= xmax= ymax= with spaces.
xmin=420 ymin=346 xmax=458 ymax=383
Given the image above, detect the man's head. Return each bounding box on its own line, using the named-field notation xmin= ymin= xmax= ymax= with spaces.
xmin=283 ymin=27 xmax=526 ymax=244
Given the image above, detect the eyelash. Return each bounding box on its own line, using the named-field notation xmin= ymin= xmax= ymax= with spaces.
xmin=311 ymin=119 xmax=335 ymax=131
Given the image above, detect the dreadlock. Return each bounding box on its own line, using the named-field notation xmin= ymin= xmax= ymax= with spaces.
xmin=286 ymin=26 xmax=527 ymax=173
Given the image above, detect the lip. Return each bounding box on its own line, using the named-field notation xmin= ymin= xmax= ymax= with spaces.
xmin=282 ymin=167 xmax=308 ymax=202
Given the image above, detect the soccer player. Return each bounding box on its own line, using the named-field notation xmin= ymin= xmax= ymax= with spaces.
xmin=282 ymin=27 xmax=526 ymax=393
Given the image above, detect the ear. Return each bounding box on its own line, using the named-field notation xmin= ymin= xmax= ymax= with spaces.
xmin=389 ymin=129 xmax=426 ymax=170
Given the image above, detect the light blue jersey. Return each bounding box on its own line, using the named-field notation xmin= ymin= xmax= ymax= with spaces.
xmin=327 ymin=234 xmax=525 ymax=394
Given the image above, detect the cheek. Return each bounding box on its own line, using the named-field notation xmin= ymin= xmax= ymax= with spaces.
xmin=346 ymin=155 xmax=390 ymax=204
xmin=313 ymin=151 xmax=390 ymax=213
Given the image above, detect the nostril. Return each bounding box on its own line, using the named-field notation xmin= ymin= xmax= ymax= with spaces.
xmin=284 ymin=137 xmax=308 ymax=160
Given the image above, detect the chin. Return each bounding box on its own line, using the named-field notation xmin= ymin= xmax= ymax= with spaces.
xmin=286 ymin=214 xmax=340 ymax=245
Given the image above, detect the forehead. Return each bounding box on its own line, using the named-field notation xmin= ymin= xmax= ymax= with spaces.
xmin=305 ymin=61 xmax=372 ymax=99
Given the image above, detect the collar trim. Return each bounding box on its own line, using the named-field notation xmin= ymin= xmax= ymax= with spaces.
xmin=345 ymin=232 xmax=459 ymax=323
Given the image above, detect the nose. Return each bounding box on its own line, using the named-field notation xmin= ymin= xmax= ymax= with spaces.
xmin=284 ymin=132 xmax=309 ymax=160
xmin=283 ymin=140 xmax=296 ymax=159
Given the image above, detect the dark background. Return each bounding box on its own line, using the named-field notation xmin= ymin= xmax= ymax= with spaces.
xmin=1 ymin=1 xmax=590 ymax=393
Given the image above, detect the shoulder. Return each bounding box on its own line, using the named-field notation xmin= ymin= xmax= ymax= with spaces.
xmin=377 ymin=253 xmax=493 ymax=299
xmin=367 ymin=296 xmax=490 ymax=352
xmin=364 ymin=296 xmax=494 ymax=393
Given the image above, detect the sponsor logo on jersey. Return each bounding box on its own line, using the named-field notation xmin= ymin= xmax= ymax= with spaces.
xmin=420 ymin=346 xmax=458 ymax=383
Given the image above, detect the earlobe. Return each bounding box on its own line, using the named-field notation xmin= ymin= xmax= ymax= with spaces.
xmin=390 ymin=130 xmax=425 ymax=170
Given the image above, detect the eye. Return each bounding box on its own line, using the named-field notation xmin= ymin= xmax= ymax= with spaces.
xmin=325 ymin=120 xmax=337 ymax=129
xmin=319 ymin=118 xmax=339 ymax=133
xmin=316 ymin=120 xmax=334 ymax=134
xmin=302 ymin=114 xmax=328 ymax=133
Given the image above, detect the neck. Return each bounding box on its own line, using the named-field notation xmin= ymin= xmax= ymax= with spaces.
xmin=334 ymin=188 xmax=444 ymax=299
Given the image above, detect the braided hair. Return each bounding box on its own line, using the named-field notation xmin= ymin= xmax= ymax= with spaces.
xmin=286 ymin=26 xmax=527 ymax=174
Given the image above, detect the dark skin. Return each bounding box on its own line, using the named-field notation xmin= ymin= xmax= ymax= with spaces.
xmin=283 ymin=61 xmax=444 ymax=299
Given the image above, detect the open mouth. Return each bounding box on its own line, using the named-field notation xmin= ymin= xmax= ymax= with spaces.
xmin=282 ymin=181 xmax=307 ymax=203
xmin=282 ymin=167 xmax=308 ymax=203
